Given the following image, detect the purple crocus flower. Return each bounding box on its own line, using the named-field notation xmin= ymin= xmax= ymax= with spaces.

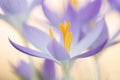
xmin=41 ymin=0 xmax=120 ymax=56
xmin=9 ymin=18 xmax=108 ymax=64
xmin=108 ymin=0 xmax=120 ymax=11
xmin=0 ymin=0 xmax=42 ymax=32
xmin=12 ymin=60 xmax=56 ymax=80
xmin=41 ymin=0 xmax=102 ymax=43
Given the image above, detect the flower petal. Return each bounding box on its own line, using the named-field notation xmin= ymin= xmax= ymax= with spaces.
xmin=47 ymin=39 xmax=70 ymax=61
xmin=78 ymin=0 xmax=102 ymax=24
xmin=12 ymin=60 xmax=32 ymax=80
xmin=70 ymin=18 xmax=108 ymax=56
xmin=42 ymin=60 xmax=56 ymax=80
xmin=71 ymin=39 xmax=108 ymax=60
xmin=107 ymin=28 xmax=120 ymax=46
xmin=9 ymin=39 xmax=56 ymax=61
xmin=107 ymin=40 xmax=120 ymax=47
xmin=30 ymin=0 xmax=42 ymax=8
xmin=89 ymin=19 xmax=109 ymax=49
xmin=41 ymin=1 xmax=62 ymax=27
xmin=109 ymin=0 xmax=120 ymax=11
xmin=63 ymin=4 xmax=83 ymax=45
xmin=63 ymin=4 xmax=77 ymax=23
xmin=23 ymin=23 xmax=50 ymax=52
xmin=0 ymin=0 xmax=28 ymax=14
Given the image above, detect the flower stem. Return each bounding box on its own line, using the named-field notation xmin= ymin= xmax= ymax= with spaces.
xmin=94 ymin=58 xmax=101 ymax=80
xmin=62 ymin=63 xmax=71 ymax=80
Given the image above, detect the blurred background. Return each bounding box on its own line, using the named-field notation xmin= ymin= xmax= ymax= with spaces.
xmin=0 ymin=0 xmax=120 ymax=80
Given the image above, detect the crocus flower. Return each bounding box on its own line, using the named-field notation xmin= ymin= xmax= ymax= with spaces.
xmin=0 ymin=0 xmax=42 ymax=32
xmin=41 ymin=0 xmax=102 ymax=44
xmin=9 ymin=18 xmax=108 ymax=64
xmin=12 ymin=60 xmax=56 ymax=80
xmin=42 ymin=0 xmax=120 ymax=53
xmin=108 ymin=0 xmax=120 ymax=11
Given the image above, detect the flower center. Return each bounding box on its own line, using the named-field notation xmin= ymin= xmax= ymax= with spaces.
xmin=49 ymin=22 xmax=72 ymax=51
xmin=59 ymin=22 xmax=72 ymax=51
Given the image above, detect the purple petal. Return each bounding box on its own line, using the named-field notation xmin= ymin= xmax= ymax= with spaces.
xmin=107 ymin=40 xmax=120 ymax=47
xmin=70 ymin=18 xmax=108 ymax=56
xmin=23 ymin=23 xmax=50 ymax=52
xmin=63 ymin=4 xmax=77 ymax=23
xmin=9 ymin=39 xmax=56 ymax=61
xmin=72 ymin=39 xmax=108 ymax=59
xmin=42 ymin=60 xmax=56 ymax=80
xmin=78 ymin=0 xmax=102 ymax=24
xmin=63 ymin=4 xmax=83 ymax=45
xmin=109 ymin=0 xmax=120 ymax=11
xmin=30 ymin=0 xmax=42 ymax=8
xmin=0 ymin=0 xmax=28 ymax=14
xmin=64 ymin=0 xmax=102 ymax=24
xmin=47 ymin=39 xmax=70 ymax=61
xmin=41 ymin=1 xmax=62 ymax=27
xmin=89 ymin=19 xmax=109 ymax=49
xmin=13 ymin=60 xmax=32 ymax=80
xmin=106 ymin=28 xmax=120 ymax=46
xmin=107 ymin=28 xmax=120 ymax=46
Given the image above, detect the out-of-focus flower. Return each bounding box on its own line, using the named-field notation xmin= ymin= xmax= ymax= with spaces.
xmin=108 ymin=0 xmax=120 ymax=11
xmin=42 ymin=60 xmax=56 ymax=80
xmin=0 ymin=0 xmax=42 ymax=32
xmin=12 ymin=60 xmax=32 ymax=80
xmin=12 ymin=60 xmax=56 ymax=80
xmin=9 ymin=18 xmax=108 ymax=64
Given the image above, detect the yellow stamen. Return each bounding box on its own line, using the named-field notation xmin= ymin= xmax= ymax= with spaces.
xmin=49 ymin=28 xmax=54 ymax=38
xmin=65 ymin=32 xmax=69 ymax=49
xmin=65 ymin=22 xmax=71 ymax=33
xmin=59 ymin=22 xmax=72 ymax=51
xmin=67 ymin=32 xmax=72 ymax=51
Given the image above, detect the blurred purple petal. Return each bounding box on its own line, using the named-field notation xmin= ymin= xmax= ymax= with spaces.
xmin=72 ymin=39 xmax=108 ymax=59
xmin=78 ymin=0 xmax=102 ymax=24
xmin=70 ymin=18 xmax=107 ymax=56
xmin=63 ymin=4 xmax=77 ymax=23
xmin=42 ymin=60 xmax=56 ymax=80
xmin=9 ymin=39 xmax=56 ymax=61
xmin=63 ymin=4 xmax=83 ymax=45
xmin=64 ymin=0 xmax=101 ymax=24
xmin=109 ymin=0 xmax=120 ymax=11
xmin=107 ymin=40 xmax=120 ymax=47
xmin=41 ymin=1 xmax=62 ymax=27
xmin=89 ymin=19 xmax=109 ymax=49
xmin=107 ymin=28 xmax=120 ymax=46
xmin=13 ymin=60 xmax=32 ymax=80
xmin=0 ymin=0 xmax=28 ymax=14
xmin=30 ymin=0 xmax=42 ymax=8
xmin=106 ymin=28 xmax=120 ymax=46
xmin=47 ymin=39 xmax=70 ymax=61
xmin=23 ymin=24 xmax=50 ymax=52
